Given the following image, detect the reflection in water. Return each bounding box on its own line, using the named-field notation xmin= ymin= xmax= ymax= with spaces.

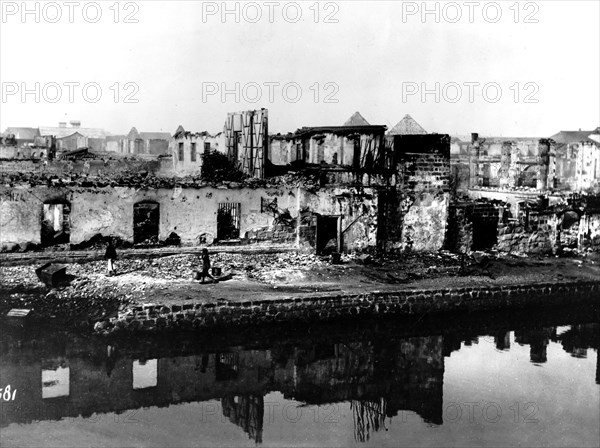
xmin=352 ymin=398 xmax=388 ymax=443
xmin=0 ymin=306 xmax=599 ymax=445
xmin=221 ymin=395 xmax=264 ymax=443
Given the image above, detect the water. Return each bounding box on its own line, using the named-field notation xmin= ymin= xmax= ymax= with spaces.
xmin=1 ymin=305 xmax=599 ymax=447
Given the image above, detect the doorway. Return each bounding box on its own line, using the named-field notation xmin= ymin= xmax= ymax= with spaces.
xmin=133 ymin=202 xmax=160 ymax=245
xmin=316 ymin=215 xmax=340 ymax=255
xmin=471 ymin=217 xmax=498 ymax=251
xmin=41 ymin=202 xmax=70 ymax=246
xmin=217 ymin=203 xmax=241 ymax=241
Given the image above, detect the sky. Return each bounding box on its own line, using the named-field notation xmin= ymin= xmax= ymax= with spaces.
xmin=1 ymin=0 xmax=599 ymax=137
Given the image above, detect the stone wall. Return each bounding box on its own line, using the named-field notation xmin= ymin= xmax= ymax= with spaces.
xmin=496 ymin=213 xmax=560 ymax=255
xmin=95 ymin=281 xmax=600 ymax=335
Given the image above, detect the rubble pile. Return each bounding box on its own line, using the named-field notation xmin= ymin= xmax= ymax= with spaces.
xmin=1 ymin=170 xmax=325 ymax=191
xmin=0 ymin=262 xmax=130 ymax=325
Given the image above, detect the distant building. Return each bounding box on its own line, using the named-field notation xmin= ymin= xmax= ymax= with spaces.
xmin=2 ymin=127 xmax=40 ymax=146
xmin=125 ymin=127 xmax=171 ymax=155
xmin=549 ymin=128 xmax=600 ymax=191
xmin=170 ymin=125 xmax=225 ymax=175
xmin=39 ymin=121 xmax=108 ymax=152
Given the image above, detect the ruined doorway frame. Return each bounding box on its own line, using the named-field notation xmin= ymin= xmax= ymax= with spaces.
xmin=316 ymin=215 xmax=342 ymax=255
xmin=133 ymin=201 xmax=160 ymax=245
xmin=41 ymin=201 xmax=71 ymax=246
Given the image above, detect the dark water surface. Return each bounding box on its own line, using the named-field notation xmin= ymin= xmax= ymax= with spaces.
xmin=1 ymin=304 xmax=599 ymax=447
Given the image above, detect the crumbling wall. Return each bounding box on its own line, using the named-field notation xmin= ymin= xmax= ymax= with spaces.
xmin=496 ymin=213 xmax=560 ymax=255
xmin=298 ymin=187 xmax=378 ymax=252
xmin=0 ymin=187 xmax=71 ymax=249
xmin=400 ymin=193 xmax=449 ymax=252
xmin=383 ymin=134 xmax=451 ymax=252
xmin=578 ymin=213 xmax=600 ymax=251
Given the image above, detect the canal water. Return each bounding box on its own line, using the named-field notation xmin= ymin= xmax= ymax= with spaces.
xmin=1 ymin=304 xmax=598 ymax=447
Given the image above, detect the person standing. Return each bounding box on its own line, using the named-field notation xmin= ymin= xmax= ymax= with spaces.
xmin=105 ymin=239 xmax=117 ymax=276
xmin=199 ymin=248 xmax=216 ymax=284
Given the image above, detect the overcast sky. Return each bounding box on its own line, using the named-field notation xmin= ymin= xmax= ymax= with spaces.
xmin=1 ymin=1 xmax=599 ymax=137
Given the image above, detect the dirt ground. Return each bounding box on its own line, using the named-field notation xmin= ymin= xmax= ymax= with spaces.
xmin=1 ymin=249 xmax=599 ymax=326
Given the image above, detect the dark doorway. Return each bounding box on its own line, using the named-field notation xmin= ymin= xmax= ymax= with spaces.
xmin=316 ymin=216 xmax=339 ymax=255
xmin=41 ymin=202 xmax=71 ymax=246
xmin=134 ymin=202 xmax=160 ymax=245
xmin=471 ymin=217 xmax=498 ymax=251
xmin=217 ymin=203 xmax=241 ymax=241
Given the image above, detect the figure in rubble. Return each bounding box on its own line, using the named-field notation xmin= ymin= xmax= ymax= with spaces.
xmin=104 ymin=238 xmax=118 ymax=276
xmin=197 ymin=248 xmax=216 ymax=284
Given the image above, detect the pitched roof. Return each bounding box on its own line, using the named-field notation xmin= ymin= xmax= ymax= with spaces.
xmin=3 ymin=127 xmax=40 ymax=140
xmin=549 ymin=130 xmax=598 ymax=144
xmin=388 ymin=115 xmax=427 ymax=135
xmin=57 ymin=132 xmax=85 ymax=140
xmin=39 ymin=126 xmax=107 ymax=139
xmin=343 ymin=111 xmax=370 ymax=126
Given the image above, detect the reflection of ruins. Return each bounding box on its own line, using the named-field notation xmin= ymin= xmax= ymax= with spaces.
xmin=221 ymin=395 xmax=264 ymax=443
xmin=1 ymin=317 xmax=598 ymax=443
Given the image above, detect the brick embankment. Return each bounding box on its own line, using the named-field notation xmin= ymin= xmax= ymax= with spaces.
xmin=95 ymin=280 xmax=600 ymax=335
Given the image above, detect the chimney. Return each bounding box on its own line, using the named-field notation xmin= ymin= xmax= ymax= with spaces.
xmin=70 ymin=120 xmax=81 ymax=128
xmin=471 ymin=133 xmax=479 ymax=144
xmin=59 ymin=122 xmax=67 ymax=128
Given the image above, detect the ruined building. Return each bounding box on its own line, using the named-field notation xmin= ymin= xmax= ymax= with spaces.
xmin=4 ymin=108 xmax=596 ymax=257
xmin=447 ymin=128 xmax=600 ymax=255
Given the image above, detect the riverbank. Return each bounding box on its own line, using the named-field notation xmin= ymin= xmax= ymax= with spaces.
xmin=1 ymin=249 xmax=599 ymax=333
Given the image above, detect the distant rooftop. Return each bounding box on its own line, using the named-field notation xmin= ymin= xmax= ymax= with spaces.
xmin=343 ymin=111 xmax=370 ymax=127
xmin=388 ymin=115 xmax=427 ymax=135
xmin=550 ymin=130 xmax=598 ymax=145
xmin=39 ymin=123 xmax=107 ymax=139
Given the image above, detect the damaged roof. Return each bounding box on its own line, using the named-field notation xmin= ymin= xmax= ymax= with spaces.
xmin=388 ymin=114 xmax=427 ymax=135
xmin=343 ymin=111 xmax=371 ymax=127
xmin=294 ymin=125 xmax=387 ymax=138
